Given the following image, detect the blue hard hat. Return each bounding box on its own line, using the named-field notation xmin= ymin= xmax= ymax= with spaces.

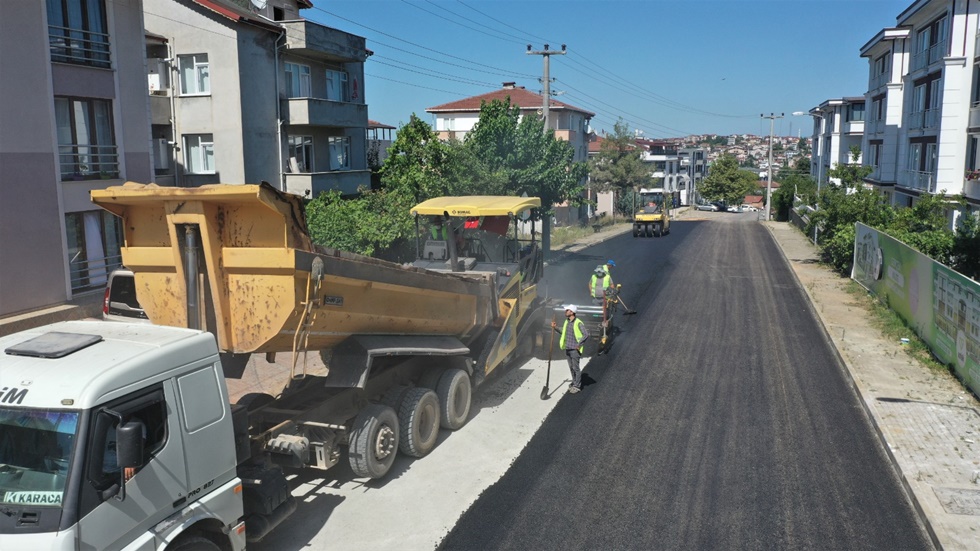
xmin=606 ymin=260 xmax=616 ymax=266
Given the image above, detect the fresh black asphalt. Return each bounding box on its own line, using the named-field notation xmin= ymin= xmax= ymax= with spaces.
xmin=439 ymin=214 xmax=932 ymax=550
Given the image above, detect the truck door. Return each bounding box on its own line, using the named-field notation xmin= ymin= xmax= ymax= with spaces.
xmin=75 ymin=381 xmax=187 ymax=550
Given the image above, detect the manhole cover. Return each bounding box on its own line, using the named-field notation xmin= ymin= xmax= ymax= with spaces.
xmin=933 ymin=487 xmax=980 ymax=515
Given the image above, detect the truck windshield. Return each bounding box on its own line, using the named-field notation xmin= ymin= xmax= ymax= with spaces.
xmin=0 ymin=407 xmax=78 ymax=508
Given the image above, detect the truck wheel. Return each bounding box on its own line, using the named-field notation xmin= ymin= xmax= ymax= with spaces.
xmin=237 ymin=392 xmax=275 ymax=412
xmin=436 ymin=369 xmax=471 ymax=430
xmin=348 ymin=404 xmax=399 ymax=479
xmin=632 ymin=226 xmax=639 ymax=237
xmin=654 ymin=223 xmax=662 ymax=237
xmin=381 ymin=385 xmax=410 ymax=410
xmin=398 ymin=388 xmax=440 ymax=457
xmin=167 ymin=535 xmax=221 ymax=551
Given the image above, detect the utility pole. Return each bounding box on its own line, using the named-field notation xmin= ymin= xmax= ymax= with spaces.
xmin=527 ymin=43 xmax=566 ymax=259
xmin=761 ymin=113 xmax=783 ymax=222
xmin=527 ymin=44 xmax=566 ymax=131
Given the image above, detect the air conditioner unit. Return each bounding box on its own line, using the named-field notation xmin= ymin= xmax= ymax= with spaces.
xmin=153 ymin=138 xmax=170 ymax=171
xmin=147 ymin=59 xmax=169 ymax=92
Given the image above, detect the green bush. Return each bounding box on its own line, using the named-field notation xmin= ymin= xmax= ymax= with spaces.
xmin=823 ymin=223 xmax=856 ymax=273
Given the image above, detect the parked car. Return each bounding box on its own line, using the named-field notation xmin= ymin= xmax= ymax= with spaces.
xmin=711 ymin=202 xmax=728 ymax=212
xmin=696 ymin=203 xmax=719 ymax=211
xmin=103 ymin=268 xmax=149 ymax=322
xmin=726 ymin=205 xmax=742 ymax=213
xmin=741 ymin=205 xmax=759 ymax=212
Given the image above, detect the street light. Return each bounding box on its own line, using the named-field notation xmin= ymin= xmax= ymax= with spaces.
xmin=761 ymin=113 xmax=783 ymax=221
xmin=793 ymin=110 xmax=820 ymax=244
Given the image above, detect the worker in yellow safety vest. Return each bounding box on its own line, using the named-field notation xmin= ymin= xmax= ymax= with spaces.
xmin=551 ymin=304 xmax=590 ymax=394
xmin=590 ymin=265 xmax=614 ymax=305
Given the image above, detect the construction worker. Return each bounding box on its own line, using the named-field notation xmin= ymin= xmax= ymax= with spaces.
xmin=551 ymin=304 xmax=590 ymax=394
xmin=590 ymin=264 xmax=614 ymax=305
xmin=429 ymin=216 xmax=448 ymax=240
xmin=604 ymin=259 xmax=616 ymax=274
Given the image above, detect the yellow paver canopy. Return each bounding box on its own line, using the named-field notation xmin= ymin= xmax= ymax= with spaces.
xmin=411 ymin=196 xmax=541 ymax=218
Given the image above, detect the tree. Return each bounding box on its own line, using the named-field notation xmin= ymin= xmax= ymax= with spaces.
xmin=305 ymin=186 xmax=417 ymax=259
xmin=378 ymin=114 xmax=454 ymax=202
xmin=463 ymin=98 xmax=588 ymax=214
xmin=700 ymin=154 xmax=757 ymax=206
xmin=588 ymin=119 xmax=654 ymax=213
xmin=951 ymin=211 xmax=980 ymax=280
xmin=827 ymin=145 xmax=872 ymax=189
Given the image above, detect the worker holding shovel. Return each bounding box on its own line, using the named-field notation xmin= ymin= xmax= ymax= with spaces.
xmin=550 ymin=305 xmax=590 ymax=394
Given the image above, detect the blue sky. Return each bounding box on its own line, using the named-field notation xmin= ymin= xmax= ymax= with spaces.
xmin=304 ymin=0 xmax=914 ymax=139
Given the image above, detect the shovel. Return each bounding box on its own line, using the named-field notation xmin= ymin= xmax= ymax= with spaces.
xmin=541 ymin=314 xmax=556 ymax=400
xmin=617 ymin=292 xmax=638 ymax=315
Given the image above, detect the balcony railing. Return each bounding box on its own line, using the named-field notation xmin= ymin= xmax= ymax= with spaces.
xmin=869 ymin=71 xmax=889 ymax=91
xmin=48 ymin=25 xmax=110 ymax=68
xmin=69 ymin=253 xmax=121 ymax=291
xmin=59 ymin=144 xmax=119 ymax=180
xmin=905 ymin=169 xmax=937 ymax=193
xmin=911 ymin=49 xmax=928 ymax=72
xmin=929 ymin=41 xmax=945 ymax=64
xmin=924 ymin=108 xmax=940 ymax=129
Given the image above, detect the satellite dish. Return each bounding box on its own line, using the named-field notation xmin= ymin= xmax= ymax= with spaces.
xmin=250 ymin=0 xmax=267 ymax=10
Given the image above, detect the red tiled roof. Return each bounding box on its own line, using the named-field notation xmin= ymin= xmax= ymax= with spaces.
xmin=427 ymin=86 xmax=594 ymax=117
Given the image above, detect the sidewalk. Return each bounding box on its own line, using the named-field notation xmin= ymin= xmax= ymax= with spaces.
xmin=765 ymin=221 xmax=980 ymax=551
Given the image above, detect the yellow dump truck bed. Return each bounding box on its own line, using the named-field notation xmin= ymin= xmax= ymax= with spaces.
xmin=91 ymin=183 xmax=498 ymax=354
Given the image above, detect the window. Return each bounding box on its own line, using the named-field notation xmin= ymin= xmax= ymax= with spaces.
xmin=326 ymin=69 xmax=349 ymax=102
xmin=178 ymin=54 xmax=210 ymax=95
xmin=847 ymin=103 xmax=865 ymax=122
xmin=873 ymin=54 xmax=888 ymax=78
xmin=967 ymin=136 xmax=980 ymax=171
xmin=88 ymin=388 xmax=167 ymax=492
xmin=183 ymin=134 xmax=215 ymax=174
xmin=285 ymin=63 xmax=310 ymax=98
xmin=47 ymin=0 xmax=110 ymax=67
xmin=65 ymin=210 xmax=122 ymax=290
xmin=328 ymin=136 xmax=350 ymax=170
xmin=287 ymin=135 xmax=313 ymax=173
xmin=872 ymin=96 xmax=885 ymax=122
xmin=972 ymin=64 xmax=980 ymax=106
xmin=868 ymin=141 xmax=882 ymax=170
xmin=55 ymin=97 xmax=117 ymax=179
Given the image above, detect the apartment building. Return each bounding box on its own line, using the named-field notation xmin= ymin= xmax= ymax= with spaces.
xmin=859 ymin=0 xmax=980 ymax=223
xmin=143 ymin=0 xmax=372 ymax=197
xmin=806 ymin=97 xmax=866 ymax=188
xmin=678 ymin=147 xmax=707 ymax=205
xmin=426 ymin=82 xmax=594 ymax=225
xmin=0 ymin=0 xmax=153 ymax=321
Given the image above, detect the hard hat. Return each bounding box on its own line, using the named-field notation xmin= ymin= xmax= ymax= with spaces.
xmin=606 ymin=260 xmax=616 ymax=267
xmin=595 ymin=265 xmax=606 ymax=275
xmin=564 ymin=304 xmax=577 ymax=314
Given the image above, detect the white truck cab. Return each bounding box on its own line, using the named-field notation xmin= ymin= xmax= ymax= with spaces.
xmin=0 ymin=321 xmax=247 ymax=551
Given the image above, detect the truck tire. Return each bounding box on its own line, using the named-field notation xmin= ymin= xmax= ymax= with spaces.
xmin=237 ymin=392 xmax=275 ymax=412
xmin=381 ymin=385 xmax=410 ymax=410
xmin=167 ymin=535 xmax=221 ymax=551
xmin=436 ymin=369 xmax=471 ymax=430
xmin=348 ymin=404 xmax=399 ymax=479
xmin=654 ymin=223 xmax=662 ymax=237
xmin=398 ymin=387 xmax=440 ymax=457
xmin=645 ymin=224 xmax=653 ymax=238
xmin=632 ymin=226 xmax=639 ymax=237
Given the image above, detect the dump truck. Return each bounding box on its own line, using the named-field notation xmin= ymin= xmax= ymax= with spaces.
xmin=0 ymin=183 xmax=546 ymax=550
xmin=632 ymin=187 xmax=671 ymax=237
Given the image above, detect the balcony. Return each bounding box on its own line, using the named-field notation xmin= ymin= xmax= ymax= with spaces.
xmin=904 ymin=170 xmax=937 ymax=193
xmin=970 ymin=103 xmax=980 ymax=129
xmin=284 ymin=169 xmax=372 ymax=198
xmin=283 ymin=98 xmax=367 ymax=128
xmin=59 ymin=144 xmax=119 ymax=180
xmin=281 ymin=20 xmax=369 ymax=64
xmin=49 ymin=25 xmax=111 ymax=68
xmin=908 ymin=109 xmax=939 ymax=131
xmin=869 ymin=71 xmax=888 ymax=91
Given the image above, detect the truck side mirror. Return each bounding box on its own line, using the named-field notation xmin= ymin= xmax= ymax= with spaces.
xmin=116 ymin=420 xmax=145 ymax=469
